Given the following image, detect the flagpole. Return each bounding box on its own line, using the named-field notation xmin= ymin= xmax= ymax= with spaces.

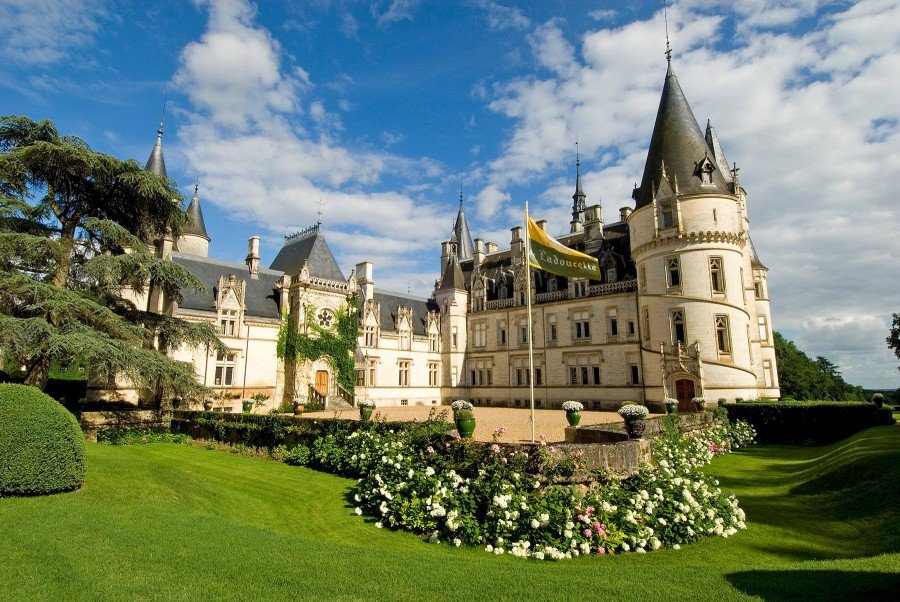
xmin=524 ymin=201 xmax=536 ymax=444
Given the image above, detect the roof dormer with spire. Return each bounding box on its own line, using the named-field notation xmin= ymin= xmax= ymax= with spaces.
xmin=570 ymin=142 xmax=587 ymax=233
xmin=176 ymin=181 xmax=211 ymax=257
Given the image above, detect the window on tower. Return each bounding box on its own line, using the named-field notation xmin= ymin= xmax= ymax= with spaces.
xmin=670 ymin=309 xmax=686 ymax=345
xmin=666 ymin=256 xmax=681 ymax=288
xmin=709 ymin=256 xmax=725 ymax=293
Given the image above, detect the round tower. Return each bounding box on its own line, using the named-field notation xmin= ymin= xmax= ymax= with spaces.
xmin=629 ymin=60 xmax=776 ymax=405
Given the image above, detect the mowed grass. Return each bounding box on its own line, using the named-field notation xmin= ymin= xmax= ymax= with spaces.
xmin=2 ymin=427 xmax=898 ymax=601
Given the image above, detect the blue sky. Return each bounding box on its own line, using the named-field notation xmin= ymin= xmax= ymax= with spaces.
xmin=2 ymin=0 xmax=899 ymax=388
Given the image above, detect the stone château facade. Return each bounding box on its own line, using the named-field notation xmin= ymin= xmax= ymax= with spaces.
xmin=126 ymin=60 xmax=779 ymax=412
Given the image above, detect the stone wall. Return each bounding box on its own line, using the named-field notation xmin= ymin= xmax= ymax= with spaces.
xmin=79 ymin=409 xmax=172 ymax=442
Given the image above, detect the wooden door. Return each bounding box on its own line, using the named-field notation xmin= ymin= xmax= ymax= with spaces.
xmin=675 ymin=379 xmax=695 ymax=412
xmin=315 ymin=370 xmax=329 ymax=396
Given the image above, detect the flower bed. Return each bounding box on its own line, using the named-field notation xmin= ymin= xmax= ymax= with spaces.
xmin=273 ymin=412 xmax=756 ymax=560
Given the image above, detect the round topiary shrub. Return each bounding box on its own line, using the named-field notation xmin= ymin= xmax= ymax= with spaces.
xmin=0 ymin=383 xmax=86 ymax=495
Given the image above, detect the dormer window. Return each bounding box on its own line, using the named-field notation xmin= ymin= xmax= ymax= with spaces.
xmin=695 ymin=155 xmax=717 ymax=185
xmin=605 ymin=267 xmax=617 ymax=283
xmin=659 ymin=201 xmax=676 ymax=229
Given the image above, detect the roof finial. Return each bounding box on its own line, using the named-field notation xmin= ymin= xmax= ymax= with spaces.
xmin=459 ymin=180 xmax=463 ymax=210
xmin=193 ymin=176 xmax=199 ymax=197
xmin=316 ymin=198 xmax=324 ymax=226
xmin=158 ymin=89 xmax=168 ymax=137
xmin=664 ymin=5 xmax=673 ymax=64
xmin=575 ymin=137 xmax=580 ymax=168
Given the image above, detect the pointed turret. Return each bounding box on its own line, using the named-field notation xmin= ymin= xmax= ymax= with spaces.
xmin=183 ymin=182 xmax=210 ymax=240
xmin=437 ymin=252 xmax=466 ymax=292
xmin=632 ymin=63 xmax=730 ymax=208
xmin=570 ymin=145 xmax=587 ymax=233
xmin=144 ymin=122 xmax=167 ymax=178
xmin=175 ymin=182 xmax=211 ymax=257
xmin=705 ymin=119 xmax=732 ymax=183
xmin=452 ymin=191 xmax=475 ymax=261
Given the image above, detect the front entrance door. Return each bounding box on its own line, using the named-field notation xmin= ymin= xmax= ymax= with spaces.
xmin=675 ymin=378 xmax=696 ymax=412
xmin=315 ymin=370 xmax=329 ymax=396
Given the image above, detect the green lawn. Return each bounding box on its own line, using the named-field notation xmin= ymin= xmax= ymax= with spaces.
xmin=2 ymin=427 xmax=898 ymax=601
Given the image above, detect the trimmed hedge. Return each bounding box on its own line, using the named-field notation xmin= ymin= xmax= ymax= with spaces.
xmin=0 ymin=383 xmax=86 ymax=495
xmin=170 ymin=410 xmax=453 ymax=450
xmin=723 ymin=401 xmax=895 ymax=444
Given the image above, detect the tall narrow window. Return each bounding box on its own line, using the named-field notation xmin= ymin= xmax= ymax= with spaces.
xmin=642 ymin=306 xmax=650 ymax=341
xmin=429 ymin=332 xmax=438 ymax=352
xmin=214 ymin=351 xmax=236 ymax=386
xmin=755 ymin=281 xmax=765 ymax=299
xmin=671 ymin=310 xmax=686 ymax=345
xmin=367 ymin=362 xmax=377 ymax=387
xmin=547 ymin=314 xmax=557 ymax=342
xmin=220 ymin=310 xmax=237 ymax=336
xmin=399 ymin=361 xmax=410 ymax=386
xmin=534 ymin=367 xmax=542 ymax=386
xmin=607 ymin=308 xmax=618 ymax=338
xmin=659 ymin=201 xmax=675 ymax=229
xmin=572 ymin=279 xmax=587 ymax=298
xmin=763 ymin=360 xmax=774 ymax=388
xmin=451 ymin=326 xmax=458 ymax=349
xmin=498 ymin=321 xmax=507 ymax=345
xmin=428 ymin=362 xmax=439 ymax=386
xmin=364 ymin=326 xmax=377 ymax=347
xmin=709 ymin=256 xmax=725 ymax=293
xmin=569 ymin=366 xmax=578 ymax=385
xmin=592 ymin=366 xmax=601 ymax=385
xmin=573 ymin=311 xmax=590 ymax=340
xmin=639 ymin=266 xmax=646 ymax=290
xmin=473 ymin=323 xmax=487 ymax=348
xmin=518 ymin=319 xmax=528 ymax=344
xmin=757 ymin=315 xmax=769 ymax=343
xmin=451 ymin=366 xmax=458 ymax=387
xmin=605 ymin=267 xmax=617 ymax=282
xmin=580 ymin=366 xmax=589 ymax=386
xmin=666 ymin=256 xmax=681 ymax=288
xmin=715 ymin=315 xmax=732 ymax=354
xmin=630 ymin=364 xmax=640 ymax=385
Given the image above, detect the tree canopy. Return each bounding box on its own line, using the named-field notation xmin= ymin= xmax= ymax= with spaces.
xmin=774 ymin=332 xmax=866 ymax=401
xmin=0 ymin=116 xmax=223 ymax=401
xmin=887 ymin=313 xmax=899 ymax=373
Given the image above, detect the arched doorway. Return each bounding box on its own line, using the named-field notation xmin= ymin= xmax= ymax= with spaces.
xmin=315 ymin=370 xmax=329 ymax=396
xmin=674 ymin=378 xmax=696 ymax=412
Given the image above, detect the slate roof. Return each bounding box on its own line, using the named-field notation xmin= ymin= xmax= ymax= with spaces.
xmin=144 ymin=126 xmax=167 ymax=178
xmin=437 ymin=253 xmax=466 ymax=291
xmin=365 ymin=290 xmax=439 ymax=335
xmin=171 ymin=252 xmax=283 ymax=319
xmin=453 ymin=202 xmax=475 ymax=261
xmin=749 ymin=238 xmax=767 ymax=270
xmin=633 ymin=63 xmax=731 ymax=208
xmin=269 ymin=228 xmax=345 ymax=281
xmin=182 ymin=184 xmax=209 ymax=240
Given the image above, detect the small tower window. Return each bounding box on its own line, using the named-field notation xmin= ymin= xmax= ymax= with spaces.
xmin=666 ymin=256 xmax=681 ymax=288
xmin=709 ymin=256 xmax=725 ymax=293
xmin=715 ymin=315 xmax=732 ymax=354
xmin=695 ymin=155 xmax=717 ymax=185
xmin=659 ymin=202 xmax=675 ymax=229
xmin=670 ymin=309 xmax=686 ymax=345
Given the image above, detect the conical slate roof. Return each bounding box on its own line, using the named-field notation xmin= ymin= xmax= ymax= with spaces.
xmin=632 ymin=64 xmax=730 ymax=208
xmin=144 ymin=124 xmax=167 ymax=178
xmin=749 ymin=238 xmax=767 ymax=270
xmin=453 ymin=195 xmax=475 ymax=261
xmin=437 ymin=253 xmax=466 ymax=292
xmin=572 ymin=155 xmax=586 ymax=218
xmin=269 ymin=225 xmax=345 ymax=281
xmin=183 ymin=183 xmax=210 ymax=240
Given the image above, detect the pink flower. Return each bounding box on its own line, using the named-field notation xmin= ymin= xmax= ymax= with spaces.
xmin=592 ymin=521 xmax=601 ymax=532
xmin=426 ymin=446 xmax=435 ymax=454
xmin=577 ymin=514 xmax=585 ymax=522
xmin=586 ymin=506 xmax=594 ymax=514
xmin=491 ymin=444 xmax=501 ymax=454
xmin=583 ymin=528 xmax=593 ymax=538
xmin=501 ymin=457 xmax=508 ymax=464
xmin=597 ymin=547 xmax=606 ymax=555
xmin=413 ymin=417 xmax=419 ymax=423
xmin=548 ymin=445 xmax=556 ymax=452
xmin=575 ymin=450 xmax=584 ymax=459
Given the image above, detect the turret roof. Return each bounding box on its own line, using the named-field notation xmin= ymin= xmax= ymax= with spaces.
xmin=453 ymin=193 xmax=475 ymax=261
xmin=633 ymin=64 xmax=730 ymax=208
xmin=144 ymin=123 xmax=167 ymax=178
xmin=183 ymin=183 xmax=210 ymax=240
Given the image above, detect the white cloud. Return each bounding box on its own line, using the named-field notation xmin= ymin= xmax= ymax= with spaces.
xmin=175 ymin=0 xmax=451 ymax=291
xmin=475 ymin=184 xmax=511 ymax=219
xmin=374 ymin=0 xmax=420 ymax=27
xmin=476 ymin=0 xmax=900 ymax=386
xmin=472 ymin=0 xmax=531 ymax=32
xmin=0 ymin=0 xmax=104 ymax=65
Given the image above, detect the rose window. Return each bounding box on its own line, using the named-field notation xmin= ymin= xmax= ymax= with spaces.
xmin=317 ymin=308 xmax=334 ymax=328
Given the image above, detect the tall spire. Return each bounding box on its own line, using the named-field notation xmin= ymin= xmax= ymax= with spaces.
xmin=182 ymin=180 xmax=210 ymax=241
xmin=632 ymin=59 xmax=730 ymax=208
xmin=144 ymin=95 xmax=168 ymax=177
xmin=453 ymin=189 xmax=475 ymax=261
xmin=570 ymin=141 xmax=587 ymax=232
xmin=704 ymin=119 xmax=732 ymax=183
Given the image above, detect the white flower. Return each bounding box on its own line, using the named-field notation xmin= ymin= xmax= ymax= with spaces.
xmin=485 ymin=545 xmax=494 ymax=553
xmin=375 ymin=522 xmax=383 ymax=529
xmin=354 ymin=507 xmax=362 ymax=515
xmin=425 ymin=467 xmax=435 ymax=477
xmin=531 ymin=519 xmax=540 ymax=528
xmin=673 ymin=543 xmax=680 ymax=550
xmin=453 ymin=538 xmax=462 ymax=547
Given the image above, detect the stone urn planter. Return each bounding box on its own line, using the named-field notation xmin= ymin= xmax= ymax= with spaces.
xmin=625 ymin=419 xmax=646 ymax=439
xmin=451 ymin=400 xmax=475 ymax=438
xmin=692 ymin=397 xmax=706 ymax=412
xmin=664 ymin=399 xmax=678 ymax=414
xmin=242 ymin=400 xmax=253 ymax=413
xmin=618 ymin=403 xmax=649 ymax=440
xmin=293 ymin=403 xmax=305 ymax=415
xmin=203 ymin=401 xmax=213 ymax=411
xmin=562 ymin=401 xmax=583 ymax=427
xmin=359 ymin=400 xmax=375 ymax=422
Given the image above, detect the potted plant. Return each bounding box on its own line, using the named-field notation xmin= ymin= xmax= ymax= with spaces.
xmin=293 ymin=397 xmax=305 ymax=415
xmin=241 ymin=399 xmax=253 ymax=413
xmin=451 ymin=400 xmax=475 ymax=438
xmin=664 ymin=398 xmax=678 ymax=415
xmin=618 ymin=403 xmax=649 ymax=439
xmin=562 ymin=400 xmax=583 ymax=426
xmin=203 ymin=399 xmax=213 ymax=411
xmin=692 ymin=397 xmax=706 ymax=412
xmin=250 ymin=392 xmax=270 ymax=411
xmin=359 ymin=399 xmax=376 ymax=422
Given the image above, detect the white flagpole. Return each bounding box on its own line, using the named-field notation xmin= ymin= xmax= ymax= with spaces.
xmin=524 ymin=200 xmax=536 ymax=444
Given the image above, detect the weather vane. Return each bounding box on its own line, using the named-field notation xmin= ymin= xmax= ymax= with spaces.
xmin=316 ymin=198 xmax=325 ymax=226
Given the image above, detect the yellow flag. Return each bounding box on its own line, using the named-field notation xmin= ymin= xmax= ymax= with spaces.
xmin=526 ymin=214 xmax=600 ymax=280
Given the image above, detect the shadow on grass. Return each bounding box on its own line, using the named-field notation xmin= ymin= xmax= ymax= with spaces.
xmin=726 ymin=569 xmax=900 ymax=601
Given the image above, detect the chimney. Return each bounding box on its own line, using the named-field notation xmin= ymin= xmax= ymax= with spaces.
xmin=536 ymin=219 xmax=548 ymax=231
xmin=485 ymin=241 xmax=498 ymax=254
xmin=510 ymin=226 xmax=523 ymax=263
xmin=440 ymin=240 xmax=450 ymax=276
xmin=619 ymin=206 xmax=633 ymax=221
xmin=356 ymin=261 xmax=374 ymax=300
xmin=584 ymin=204 xmax=605 ymax=252
xmin=246 ymin=236 xmax=260 ymax=278
xmin=474 ymin=238 xmax=485 ymax=269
